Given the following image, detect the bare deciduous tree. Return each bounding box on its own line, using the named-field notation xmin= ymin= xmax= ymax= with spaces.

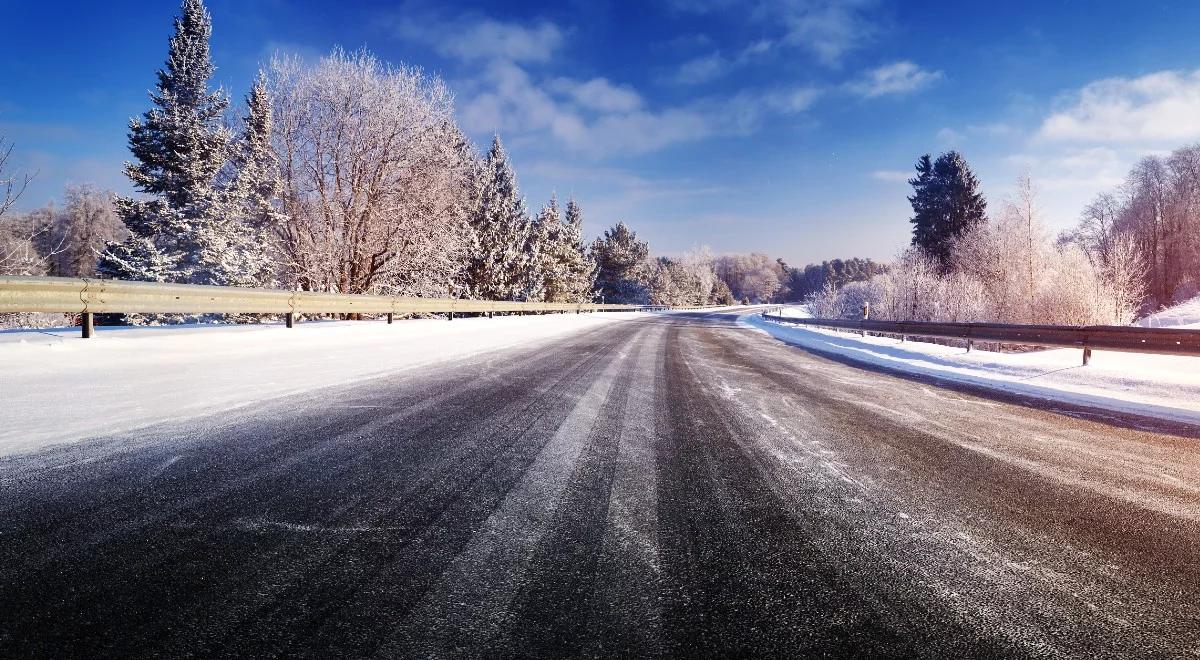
xmin=48 ymin=184 xmax=127 ymax=277
xmin=270 ymin=49 xmax=475 ymax=296
xmin=0 ymin=136 xmax=48 ymax=276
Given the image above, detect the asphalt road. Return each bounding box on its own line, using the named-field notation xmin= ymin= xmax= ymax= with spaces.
xmin=2 ymin=310 xmax=1200 ymax=658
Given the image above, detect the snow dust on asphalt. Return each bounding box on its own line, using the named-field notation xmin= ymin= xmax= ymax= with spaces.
xmin=1 ymin=309 xmax=1199 ymax=658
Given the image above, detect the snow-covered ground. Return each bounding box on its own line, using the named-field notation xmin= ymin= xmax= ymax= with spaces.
xmin=0 ymin=312 xmax=646 ymax=456
xmin=1136 ymin=295 xmax=1200 ymax=329
xmin=744 ymin=307 xmax=1200 ymax=427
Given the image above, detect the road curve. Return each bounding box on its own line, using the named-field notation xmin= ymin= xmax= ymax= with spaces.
xmin=2 ymin=310 xmax=1199 ymax=658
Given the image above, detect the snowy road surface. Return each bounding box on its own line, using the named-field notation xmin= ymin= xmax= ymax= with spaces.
xmin=2 ymin=310 xmax=1200 ymax=657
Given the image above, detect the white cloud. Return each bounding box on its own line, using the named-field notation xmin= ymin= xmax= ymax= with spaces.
xmin=763 ymin=87 xmax=823 ymax=113
xmin=548 ymin=77 xmax=643 ymax=112
xmin=966 ymin=122 xmax=1017 ymax=137
xmin=936 ymin=127 xmax=964 ymax=147
xmin=670 ymin=40 xmax=776 ymax=85
xmin=525 ymin=162 xmax=729 ymax=200
xmin=394 ymin=16 xmax=564 ymax=64
xmin=420 ymin=10 xmax=821 ymax=158
xmin=458 ymin=61 xmax=711 ymax=157
xmin=457 ymin=53 xmax=820 ymax=158
xmin=1006 ymin=147 xmax=1127 ymax=191
xmin=847 ymin=61 xmax=942 ymax=98
xmin=870 ymin=169 xmax=910 ymax=183
xmin=742 ymin=39 xmax=774 ymax=56
xmin=668 ymin=0 xmax=878 ymax=68
xmin=1038 ymin=70 xmax=1200 ymax=143
xmin=777 ymin=0 xmax=878 ymax=67
xmin=674 ymin=53 xmax=730 ymax=85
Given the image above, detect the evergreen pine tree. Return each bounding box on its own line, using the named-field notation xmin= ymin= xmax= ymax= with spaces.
xmin=560 ymin=198 xmax=596 ymax=302
xmin=590 ymin=221 xmax=650 ymax=304
xmin=908 ymin=151 xmax=987 ymax=271
xmin=99 ymin=0 xmax=231 ymax=286
xmin=527 ymin=194 xmax=595 ymax=303
xmin=907 ymin=154 xmax=935 ymax=260
xmin=218 ymin=72 xmax=282 ymax=288
xmin=447 ymin=124 xmax=484 ymax=296
xmin=466 ymin=135 xmax=532 ymax=300
xmin=526 ymin=195 xmax=562 ymax=301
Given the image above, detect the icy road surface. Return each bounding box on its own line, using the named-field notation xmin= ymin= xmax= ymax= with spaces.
xmin=2 ymin=309 xmax=1199 ymax=657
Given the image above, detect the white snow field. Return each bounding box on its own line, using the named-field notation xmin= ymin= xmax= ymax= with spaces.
xmin=744 ymin=307 xmax=1200 ymax=427
xmin=0 ymin=312 xmax=645 ymax=456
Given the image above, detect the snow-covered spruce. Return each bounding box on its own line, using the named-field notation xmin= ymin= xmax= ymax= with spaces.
xmin=216 ymin=71 xmax=281 ymax=290
xmin=466 ymin=135 xmax=534 ymax=301
xmin=524 ymin=195 xmax=596 ymax=304
xmin=99 ymin=0 xmax=232 ymax=290
xmin=590 ymin=221 xmax=651 ymax=304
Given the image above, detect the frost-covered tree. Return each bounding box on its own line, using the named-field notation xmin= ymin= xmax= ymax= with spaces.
xmin=908 ymin=151 xmax=987 ymax=271
xmin=1102 ymin=233 xmax=1146 ymax=324
xmin=531 ymin=195 xmax=595 ymax=303
xmin=271 ymin=50 xmax=473 ymax=297
xmin=445 ymin=123 xmax=484 ymax=294
xmin=525 ymin=195 xmax=562 ymax=302
xmin=467 ymin=135 xmax=532 ymax=300
xmin=714 ymin=252 xmax=783 ymax=302
xmin=647 ymin=246 xmax=718 ymax=306
xmin=99 ymin=0 xmax=231 ymax=286
xmin=648 ymin=257 xmax=705 ymax=306
xmin=558 ymin=198 xmax=597 ymax=302
xmin=45 ymin=184 xmax=127 ymax=277
xmin=678 ymin=245 xmax=717 ymax=303
xmin=0 ymin=136 xmax=31 ymax=225
xmin=1058 ymin=143 xmax=1200 ymax=310
xmin=216 ymin=72 xmax=282 ymax=288
xmin=710 ymin=279 xmax=735 ymax=305
xmin=863 ymin=174 xmax=1135 ymax=325
xmin=590 ymin=221 xmax=649 ymax=304
xmin=0 ymin=207 xmax=54 ymax=277
xmin=0 ymin=135 xmax=46 ymax=276
xmin=780 ymin=257 xmax=887 ymax=302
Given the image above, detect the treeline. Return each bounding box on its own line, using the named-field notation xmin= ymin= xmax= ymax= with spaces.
xmin=1062 ymin=144 xmax=1200 ymax=309
xmin=811 ymin=150 xmax=1153 ymax=326
xmin=775 ymin=258 xmax=886 ymax=302
xmin=0 ymin=181 xmax=127 ymax=279
xmin=0 ymin=0 xmax=885 ymax=324
xmin=0 ymin=0 xmax=742 ymax=325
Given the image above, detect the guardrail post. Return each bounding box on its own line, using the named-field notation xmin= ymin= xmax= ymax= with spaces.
xmin=286 ymin=312 xmax=294 ymax=329
xmin=81 ymin=312 xmax=94 ymax=339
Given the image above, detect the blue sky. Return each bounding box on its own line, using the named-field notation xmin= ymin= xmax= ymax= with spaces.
xmin=4 ymin=1 xmax=1200 ymax=265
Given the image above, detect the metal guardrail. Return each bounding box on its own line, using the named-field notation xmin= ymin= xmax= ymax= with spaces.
xmin=0 ymin=276 xmax=689 ymax=338
xmin=760 ymin=308 xmax=1200 ymax=365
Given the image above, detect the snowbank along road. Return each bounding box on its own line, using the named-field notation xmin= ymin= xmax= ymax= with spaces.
xmin=2 ymin=308 xmax=1200 ymax=658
